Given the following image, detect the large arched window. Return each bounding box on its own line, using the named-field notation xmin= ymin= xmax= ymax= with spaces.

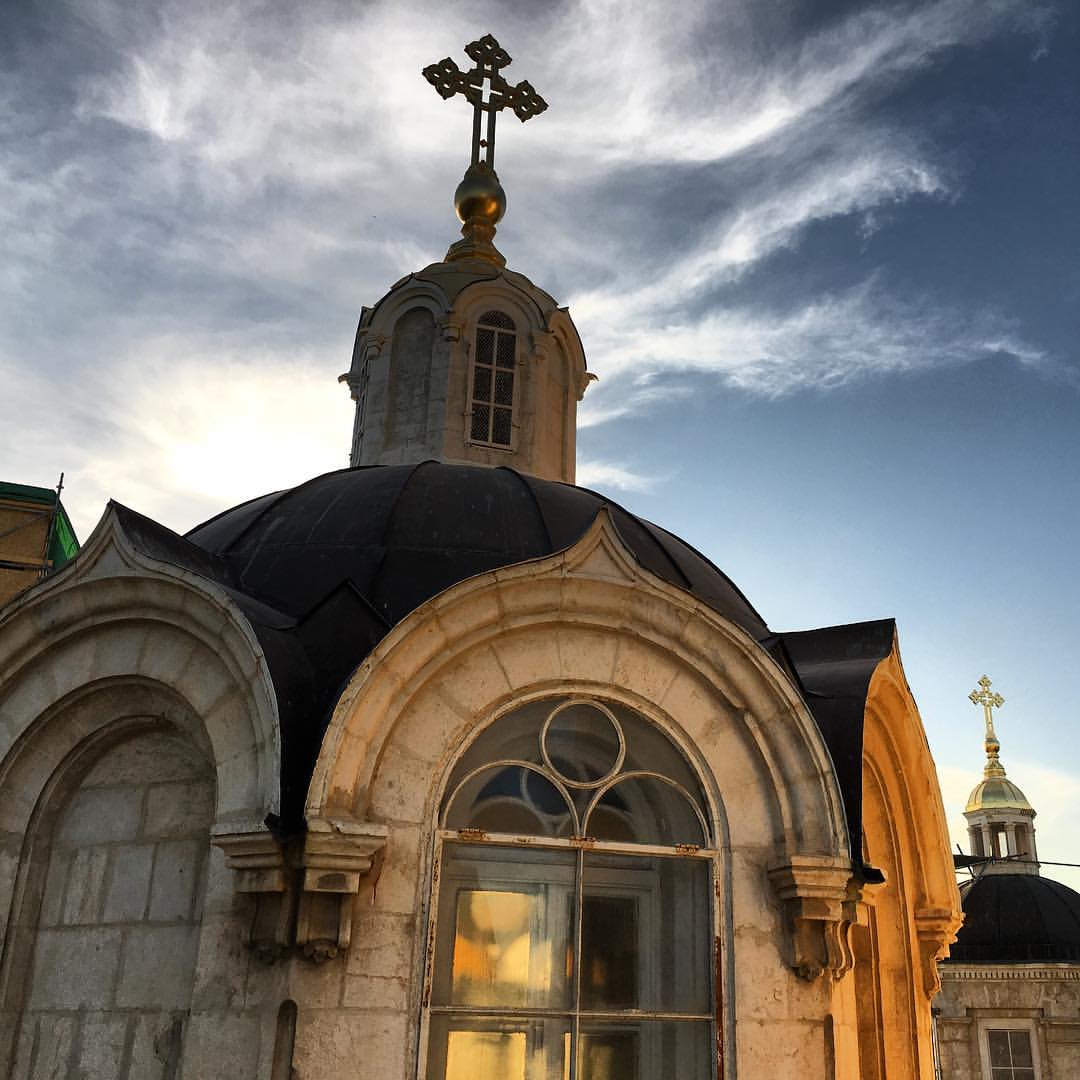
xmin=421 ymin=696 xmax=717 ymax=1080
xmin=468 ymin=311 xmax=516 ymax=448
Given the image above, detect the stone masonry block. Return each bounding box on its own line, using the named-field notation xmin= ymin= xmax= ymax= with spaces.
xmin=83 ymin=732 xmax=207 ymax=787
xmin=61 ymin=846 xmax=109 ymax=925
xmin=143 ymin=780 xmax=215 ymax=840
xmin=54 ymin=787 xmax=142 ymax=848
xmin=116 ymin=925 xmax=199 ymax=1009
xmin=27 ymin=1013 xmax=76 ymax=1080
xmin=77 ymin=1012 xmax=129 ymax=1080
xmin=148 ymin=839 xmax=203 ymax=921
xmin=29 ymin=928 xmax=122 ymax=1010
xmin=103 ymin=844 xmax=154 ymax=922
xmin=178 ymin=1012 xmax=259 ymax=1080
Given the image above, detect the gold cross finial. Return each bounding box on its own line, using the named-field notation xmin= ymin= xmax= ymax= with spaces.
xmin=969 ymin=674 xmax=1006 ymax=778
xmin=423 ymin=34 xmax=548 ymax=171
xmin=421 ymin=34 xmax=547 ymax=265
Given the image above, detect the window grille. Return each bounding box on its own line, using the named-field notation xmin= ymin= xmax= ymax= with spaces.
xmin=421 ymin=696 xmax=718 ymax=1080
xmin=469 ymin=311 xmax=516 ymax=448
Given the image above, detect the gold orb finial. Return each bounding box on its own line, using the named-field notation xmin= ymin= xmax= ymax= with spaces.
xmin=445 ymin=162 xmax=507 ymax=265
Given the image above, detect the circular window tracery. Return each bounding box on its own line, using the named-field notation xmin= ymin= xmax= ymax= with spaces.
xmin=441 ymin=696 xmax=711 ymax=848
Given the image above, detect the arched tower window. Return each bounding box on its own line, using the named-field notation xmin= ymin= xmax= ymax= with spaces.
xmin=469 ymin=311 xmax=516 ymax=448
xmin=421 ymin=696 xmax=717 ymax=1080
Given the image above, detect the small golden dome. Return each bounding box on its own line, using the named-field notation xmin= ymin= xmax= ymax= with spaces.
xmin=965 ymin=776 xmax=1033 ymax=814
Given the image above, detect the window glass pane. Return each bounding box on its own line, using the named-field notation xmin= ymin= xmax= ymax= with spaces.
xmin=494 ymin=369 xmax=514 ymax=405
xmin=581 ymin=852 xmax=711 ymax=1014
xmin=586 ymin=776 xmax=705 ymax=847
xmin=544 ymin=701 xmax=623 ymax=787
xmin=473 ymin=367 xmax=492 ymax=403
xmin=492 ymin=408 xmax=512 ymax=446
xmin=444 ymin=765 xmax=575 ymax=837
xmin=433 ymin=844 xmax=576 ymax=1010
xmin=496 ymin=332 xmax=515 ymax=368
xmin=1009 ymin=1030 xmax=1033 ymax=1066
xmin=476 ymin=328 xmax=495 ymax=365
xmin=988 ymin=1031 xmax=1012 ymax=1067
xmin=616 ymin=709 xmax=709 ymax=821
xmin=470 ymin=405 xmax=490 ymax=441
xmin=577 ymin=1020 xmax=712 ymax=1080
xmin=427 ymin=1017 xmax=569 ymax=1080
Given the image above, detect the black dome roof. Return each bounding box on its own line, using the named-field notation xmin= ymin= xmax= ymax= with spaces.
xmin=947 ymin=874 xmax=1080 ymax=964
xmin=180 ymin=462 xmax=772 ymax=822
xmin=165 ymin=460 xmax=877 ymax=853
xmin=187 ymin=461 xmax=769 ymax=638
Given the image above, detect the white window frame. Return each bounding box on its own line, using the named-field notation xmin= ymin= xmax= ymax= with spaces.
xmin=977 ymin=1017 xmax=1042 ymax=1080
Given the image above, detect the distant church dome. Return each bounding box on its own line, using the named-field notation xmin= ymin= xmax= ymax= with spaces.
xmin=964 ymin=775 xmax=1032 ymax=813
xmin=948 ymin=874 xmax=1080 ymax=964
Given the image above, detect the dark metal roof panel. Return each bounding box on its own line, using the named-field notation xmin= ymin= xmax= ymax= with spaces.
xmin=948 ymin=874 xmax=1080 ymax=964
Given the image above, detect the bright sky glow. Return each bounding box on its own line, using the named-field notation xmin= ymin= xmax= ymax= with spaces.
xmin=2 ymin=0 xmax=1077 ymax=886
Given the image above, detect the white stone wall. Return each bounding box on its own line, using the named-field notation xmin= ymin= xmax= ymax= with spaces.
xmin=936 ymin=966 xmax=1080 ymax=1078
xmin=11 ymin=731 xmax=213 ymax=1080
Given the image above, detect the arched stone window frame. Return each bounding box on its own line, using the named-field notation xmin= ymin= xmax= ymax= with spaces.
xmin=417 ymin=693 xmax=721 ymax=1080
xmin=305 ymin=509 xmax=859 ymax=1078
xmin=466 ymin=309 xmax=518 ymax=450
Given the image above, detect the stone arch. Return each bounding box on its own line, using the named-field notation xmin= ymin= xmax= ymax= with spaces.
xmin=0 ymin=680 xmax=216 ymax=1077
xmin=0 ymin=512 xmax=280 ymax=825
xmin=296 ymin=511 xmax=852 ymax=1078
xmin=856 ymin=646 xmax=963 ymax=1079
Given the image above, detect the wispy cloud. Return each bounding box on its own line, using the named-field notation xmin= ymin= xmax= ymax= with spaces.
xmin=579 ymin=277 xmax=1048 ymax=409
xmin=0 ymin=0 xmax=1060 ymax=534
xmin=576 ymin=460 xmax=659 ymax=495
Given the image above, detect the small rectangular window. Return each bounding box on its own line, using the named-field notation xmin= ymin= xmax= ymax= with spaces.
xmin=987 ymin=1029 xmax=1036 ymax=1079
xmin=470 ymin=313 xmax=516 ymax=448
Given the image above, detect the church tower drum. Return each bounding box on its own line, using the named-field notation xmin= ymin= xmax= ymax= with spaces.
xmin=340 ymin=35 xmax=591 ymax=483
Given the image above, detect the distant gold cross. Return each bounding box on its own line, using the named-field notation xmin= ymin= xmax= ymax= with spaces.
xmin=423 ymin=34 xmax=548 ymax=170
xmin=969 ymin=674 xmax=1004 ymax=743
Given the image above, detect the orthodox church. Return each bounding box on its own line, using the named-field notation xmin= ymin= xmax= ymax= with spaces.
xmin=0 ymin=34 xmax=962 ymax=1080
xmin=935 ymin=679 xmax=1080 ymax=1078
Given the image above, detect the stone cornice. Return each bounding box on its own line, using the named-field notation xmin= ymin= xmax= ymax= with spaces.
xmin=940 ymin=963 xmax=1080 ymax=981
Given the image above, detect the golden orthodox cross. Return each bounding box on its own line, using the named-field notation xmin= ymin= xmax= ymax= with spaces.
xmin=423 ymin=34 xmax=548 ymax=170
xmin=969 ymin=674 xmax=1005 ymax=767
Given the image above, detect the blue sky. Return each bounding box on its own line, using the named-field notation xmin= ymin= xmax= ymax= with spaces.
xmin=2 ymin=0 xmax=1077 ymax=886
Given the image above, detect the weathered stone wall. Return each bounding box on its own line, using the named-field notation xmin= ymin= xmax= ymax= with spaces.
xmin=10 ymin=730 xmax=213 ymax=1080
xmin=936 ymin=966 xmax=1080 ymax=1078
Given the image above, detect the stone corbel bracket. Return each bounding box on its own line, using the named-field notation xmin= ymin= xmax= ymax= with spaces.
xmin=211 ymin=820 xmax=293 ymax=963
xmin=211 ymin=817 xmax=389 ymax=964
xmin=768 ymin=856 xmax=857 ymax=980
xmin=295 ymin=816 xmax=389 ymax=963
xmin=915 ymin=906 xmax=964 ymax=997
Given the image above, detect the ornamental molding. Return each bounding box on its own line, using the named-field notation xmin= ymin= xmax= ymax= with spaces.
xmin=940 ymin=964 xmax=1080 ymax=982
xmin=211 ymin=817 xmax=389 ymax=964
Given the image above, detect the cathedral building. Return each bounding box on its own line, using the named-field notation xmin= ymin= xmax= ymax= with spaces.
xmin=935 ymin=679 xmax=1080 ymax=1078
xmin=0 ymin=35 xmax=961 ymax=1080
